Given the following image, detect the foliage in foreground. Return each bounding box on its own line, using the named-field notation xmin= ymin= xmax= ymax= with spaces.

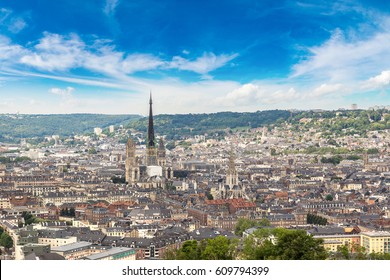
xmin=165 ymin=228 xmax=328 ymax=260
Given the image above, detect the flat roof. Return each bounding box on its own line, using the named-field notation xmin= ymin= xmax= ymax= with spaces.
xmin=360 ymin=231 xmax=390 ymax=237
xmin=85 ymin=247 xmax=135 ymax=260
xmin=51 ymin=241 xmax=92 ymax=253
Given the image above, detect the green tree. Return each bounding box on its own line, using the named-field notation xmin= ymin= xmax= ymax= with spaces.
xmin=325 ymin=194 xmax=333 ymax=201
xmin=336 ymin=244 xmax=350 ymax=260
xmin=176 ymin=240 xmax=200 ymax=260
xmin=165 ymin=236 xmax=238 ymax=260
xmin=0 ymin=232 xmax=13 ymax=249
xmin=111 ymin=176 xmax=126 ymax=184
xmin=367 ymin=148 xmax=379 ymax=154
xmin=22 ymin=211 xmax=36 ymax=225
xmin=201 ymin=236 xmax=238 ymax=260
xmin=234 ymin=218 xmax=271 ymax=237
xmin=272 ymin=229 xmax=327 ymax=260
xmin=242 ymin=228 xmax=327 ymax=260
xmin=235 ymin=218 xmax=258 ymax=236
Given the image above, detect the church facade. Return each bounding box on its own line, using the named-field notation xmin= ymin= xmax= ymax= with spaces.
xmin=125 ymin=94 xmax=173 ymax=188
xmin=216 ymin=150 xmax=249 ymax=200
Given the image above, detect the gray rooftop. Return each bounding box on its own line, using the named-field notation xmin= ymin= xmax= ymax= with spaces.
xmin=84 ymin=247 xmax=136 ymax=260
xmin=51 ymin=241 xmax=92 ymax=253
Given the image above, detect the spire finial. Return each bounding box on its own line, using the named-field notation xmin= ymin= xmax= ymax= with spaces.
xmin=147 ymin=92 xmax=155 ymax=147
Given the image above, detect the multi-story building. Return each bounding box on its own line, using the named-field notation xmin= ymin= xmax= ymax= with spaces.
xmin=313 ymin=234 xmax=360 ymax=252
xmin=360 ymin=231 xmax=390 ymax=254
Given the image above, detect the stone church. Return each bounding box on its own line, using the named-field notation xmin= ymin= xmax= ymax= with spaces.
xmin=125 ymin=94 xmax=173 ymax=188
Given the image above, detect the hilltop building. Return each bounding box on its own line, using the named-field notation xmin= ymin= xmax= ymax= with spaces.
xmin=125 ymin=94 xmax=173 ymax=188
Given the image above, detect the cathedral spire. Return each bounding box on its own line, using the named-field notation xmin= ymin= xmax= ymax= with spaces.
xmin=148 ymin=91 xmax=155 ymax=147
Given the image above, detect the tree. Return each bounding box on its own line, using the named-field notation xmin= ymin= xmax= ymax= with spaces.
xmin=367 ymin=148 xmax=379 ymax=154
xmin=111 ymin=176 xmax=126 ymax=184
xmin=176 ymin=240 xmax=200 ymax=260
xmin=325 ymin=194 xmax=333 ymax=201
xmin=22 ymin=211 xmax=36 ymax=225
xmin=274 ymin=229 xmax=327 ymax=260
xmin=242 ymin=228 xmax=327 ymax=260
xmin=165 ymin=237 xmax=238 ymax=260
xmin=307 ymin=213 xmax=327 ymax=225
xmin=235 ymin=218 xmax=258 ymax=236
xmin=0 ymin=232 xmax=13 ymax=249
xmin=234 ymin=218 xmax=271 ymax=237
xmin=201 ymin=236 xmax=238 ymax=260
xmin=69 ymin=207 xmax=76 ymax=217
xmin=206 ymin=192 xmax=213 ymax=200
xmin=336 ymin=244 xmax=350 ymax=260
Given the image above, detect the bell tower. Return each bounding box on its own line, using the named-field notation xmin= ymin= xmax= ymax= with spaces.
xmin=125 ymin=138 xmax=139 ymax=184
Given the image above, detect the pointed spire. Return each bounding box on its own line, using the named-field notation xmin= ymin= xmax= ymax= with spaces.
xmin=147 ymin=91 xmax=155 ymax=147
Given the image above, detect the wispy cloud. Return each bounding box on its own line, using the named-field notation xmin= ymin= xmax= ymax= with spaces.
xmin=293 ymin=29 xmax=390 ymax=81
xmin=1 ymin=32 xmax=237 ymax=80
xmin=20 ymin=33 xmax=84 ymax=71
xmin=103 ymin=0 xmax=120 ymax=16
xmin=0 ymin=35 xmax=26 ymax=61
xmin=0 ymin=8 xmax=27 ymax=33
xmin=169 ymin=52 xmax=238 ymax=78
xmin=292 ymin=7 xmax=390 ymax=84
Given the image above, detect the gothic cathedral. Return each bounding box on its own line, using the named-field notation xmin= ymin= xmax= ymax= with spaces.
xmin=125 ymin=93 xmax=173 ymax=188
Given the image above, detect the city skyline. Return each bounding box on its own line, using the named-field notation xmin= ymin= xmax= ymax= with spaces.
xmin=1 ymin=0 xmax=390 ymax=114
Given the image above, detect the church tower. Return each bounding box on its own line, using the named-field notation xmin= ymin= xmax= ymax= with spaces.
xmin=146 ymin=93 xmax=158 ymax=166
xmin=125 ymin=138 xmax=139 ymax=184
xmin=158 ymin=137 xmax=166 ymax=167
xmin=226 ymin=149 xmax=238 ymax=188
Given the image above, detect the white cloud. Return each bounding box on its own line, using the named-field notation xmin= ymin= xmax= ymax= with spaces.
xmin=15 ymin=32 xmax=235 ymax=78
xmin=363 ymin=70 xmax=390 ymax=89
xmin=122 ymin=54 xmax=165 ymax=73
xmin=225 ymin=83 xmax=260 ymax=105
xmin=0 ymin=35 xmax=26 ymax=61
xmin=221 ymin=83 xmax=300 ymax=108
xmin=49 ymin=86 xmax=74 ymax=97
xmin=20 ymin=33 xmax=84 ymax=71
xmin=169 ymin=52 xmax=238 ymax=76
xmin=312 ymin=83 xmax=343 ymax=97
xmin=292 ymin=28 xmax=390 ymax=82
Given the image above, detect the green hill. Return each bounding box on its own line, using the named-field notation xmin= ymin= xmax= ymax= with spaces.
xmin=1 ymin=109 xmax=389 ymax=143
xmin=128 ymin=110 xmax=291 ymax=139
xmin=0 ymin=114 xmax=141 ymax=142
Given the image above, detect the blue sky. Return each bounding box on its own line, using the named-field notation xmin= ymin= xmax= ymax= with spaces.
xmin=0 ymin=0 xmax=390 ymax=114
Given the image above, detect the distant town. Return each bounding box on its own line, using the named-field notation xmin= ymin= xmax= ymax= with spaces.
xmin=1 ymin=99 xmax=390 ymax=260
